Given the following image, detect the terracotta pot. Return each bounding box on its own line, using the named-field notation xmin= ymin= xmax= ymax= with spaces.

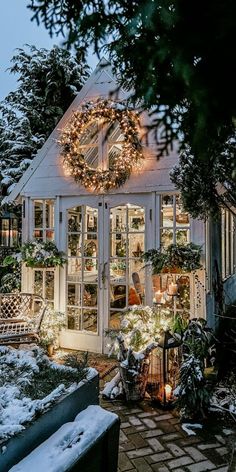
xmin=47 ymin=344 xmax=54 ymax=357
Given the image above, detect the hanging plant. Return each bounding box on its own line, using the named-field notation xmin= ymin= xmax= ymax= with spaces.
xmin=7 ymin=241 xmax=67 ymax=268
xmin=142 ymin=243 xmax=202 ymax=273
xmin=59 ymin=98 xmax=144 ymax=191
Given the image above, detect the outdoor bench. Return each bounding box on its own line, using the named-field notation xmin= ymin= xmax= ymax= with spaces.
xmin=0 ymin=292 xmax=47 ymax=344
xmin=10 ymin=405 xmax=120 ymax=472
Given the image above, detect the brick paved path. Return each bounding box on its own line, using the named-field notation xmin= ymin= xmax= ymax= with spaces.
xmin=101 ymin=397 xmax=235 ymax=472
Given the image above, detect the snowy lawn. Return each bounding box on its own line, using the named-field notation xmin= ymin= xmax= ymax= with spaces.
xmin=0 ymin=346 xmax=90 ymax=441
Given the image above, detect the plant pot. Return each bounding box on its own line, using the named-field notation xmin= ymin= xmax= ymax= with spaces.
xmin=119 ymin=362 xmax=149 ymax=401
xmin=47 ymin=344 xmax=54 ymax=357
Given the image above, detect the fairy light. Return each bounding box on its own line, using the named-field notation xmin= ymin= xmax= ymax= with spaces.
xmin=59 ymin=98 xmax=144 ymax=192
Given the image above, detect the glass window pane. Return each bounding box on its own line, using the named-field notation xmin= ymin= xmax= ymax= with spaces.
xmin=34 ymin=270 xmax=43 ymax=297
xmin=68 ymin=283 xmax=81 ymax=306
xmin=80 ymin=146 xmax=99 ymax=169
xmin=110 ymin=285 xmax=126 ymax=309
xmin=79 ymin=121 xmax=98 ymax=146
xmin=161 ymin=195 xmax=174 ymax=227
xmin=67 ymin=307 xmax=81 ymax=330
xmin=45 ymin=200 xmax=54 ymax=228
xmin=110 ymin=259 xmax=127 ymax=280
xmin=108 ymin=143 xmax=123 ymax=168
xmin=84 ymin=238 xmax=97 ymax=257
xmin=129 ymin=233 xmax=144 ymax=258
xmin=1 ymin=219 xmax=9 ymax=246
xmin=107 ymin=121 xmax=125 ymax=142
xmin=83 ymin=284 xmax=97 ymax=307
xmin=128 ymin=205 xmax=145 ymax=231
xmin=68 ymin=234 xmax=82 ymax=256
xmin=161 ymin=229 xmax=173 ymax=247
xmin=110 ymin=236 xmax=127 ymax=258
xmin=176 ymin=229 xmax=190 ymax=245
xmin=34 ymin=201 xmax=43 ymax=228
xmin=110 ymin=206 xmax=127 ymax=232
xmin=68 ymin=258 xmax=82 ymax=282
xmin=68 ymin=207 xmax=82 ymax=232
xmin=46 ymin=230 xmax=54 ymax=241
xmin=82 ymin=309 xmax=97 ymax=332
xmin=176 ymin=196 xmax=190 ymax=227
xmin=86 ymin=208 xmax=98 ymax=232
xmin=45 ymin=271 xmax=54 ymax=301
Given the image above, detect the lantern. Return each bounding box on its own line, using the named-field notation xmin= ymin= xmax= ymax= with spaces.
xmin=0 ymin=211 xmax=19 ymax=248
xmin=156 ymin=330 xmax=182 ymax=408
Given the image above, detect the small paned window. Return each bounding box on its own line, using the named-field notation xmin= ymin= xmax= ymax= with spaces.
xmin=160 ymin=195 xmax=190 ymax=247
xmin=33 ymin=199 xmax=54 ymax=241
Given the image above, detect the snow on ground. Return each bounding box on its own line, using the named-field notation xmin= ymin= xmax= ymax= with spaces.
xmin=181 ymin=423 xmax=203 ymax=436
xmin=10 ymin=405 xmax=118 ymax=472
xmin=0 ymin=346 xmax=95 ymax=442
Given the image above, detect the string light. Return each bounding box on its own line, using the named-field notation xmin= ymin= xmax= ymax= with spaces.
xmin=59 ymin=98 xmax=144 ymax=192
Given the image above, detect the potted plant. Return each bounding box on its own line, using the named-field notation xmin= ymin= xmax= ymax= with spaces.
xmin=111 ymin=261 xmax=126 ymax=276
xmin=142 ymin=243 xmax=202 ymax=274
xmin=40 ymin=310 xmax=66 ymax=355
xmin=85 ymin=259 xmax=95 ymax=271
xmin=6 ymin=241 xmax=67 ymax=268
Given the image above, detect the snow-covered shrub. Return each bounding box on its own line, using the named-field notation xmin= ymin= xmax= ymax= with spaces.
xmin=174 ymin=319 xmax=214 ymax=419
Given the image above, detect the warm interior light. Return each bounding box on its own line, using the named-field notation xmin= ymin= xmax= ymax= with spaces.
xmin=164 ymin=384 xmax=172 ymax=401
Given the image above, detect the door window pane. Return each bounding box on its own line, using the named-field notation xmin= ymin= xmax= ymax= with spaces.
xmin=67 ymin=205 xmax=98 ymax=332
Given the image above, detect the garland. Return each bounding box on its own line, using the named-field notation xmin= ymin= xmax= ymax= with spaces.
xmin=59 ymin=99 xmax=143 ymax=191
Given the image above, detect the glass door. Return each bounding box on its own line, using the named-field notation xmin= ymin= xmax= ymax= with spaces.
xmin=64 ymin=200 xmax=103 ymax=352
xmin=103 ymin=195 xmax=154 ymax=350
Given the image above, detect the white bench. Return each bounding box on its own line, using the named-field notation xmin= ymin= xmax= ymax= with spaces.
xmin=10 ymin=405 xmax=120 ymax=472
xmin=0 ymin=293 xmax=46 ymax=344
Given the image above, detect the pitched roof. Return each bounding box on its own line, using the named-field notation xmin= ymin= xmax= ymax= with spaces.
xmin=3 ymin=58 xmax=127 ymax=203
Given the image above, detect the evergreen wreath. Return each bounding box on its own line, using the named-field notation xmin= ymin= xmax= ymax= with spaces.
xmin=59 ymin=99 xmax=143 ymax=191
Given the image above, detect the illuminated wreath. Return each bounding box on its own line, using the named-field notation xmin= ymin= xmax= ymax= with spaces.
xmin=59 ymin=99 xmax=143 ymax=191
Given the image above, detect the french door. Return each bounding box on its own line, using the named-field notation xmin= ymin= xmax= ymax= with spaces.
xmin=60 ymin=194 xmax=154 ymax=353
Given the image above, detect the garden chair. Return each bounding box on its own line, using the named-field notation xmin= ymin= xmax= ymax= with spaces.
xmin=0 ymin=293 xmax=47 ymax=344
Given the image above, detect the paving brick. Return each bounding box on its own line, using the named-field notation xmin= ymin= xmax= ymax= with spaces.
xmin=214 ymin=435 xmax=226 ymax=445
xmin=184 ymin=446 xmax=208 ymax=462
xmin=129 ymin=433 xmax=148 ymax=448
xmin=162 ymin=433 xmax=182 ymax=442
xmin=215 ymin=447 xmax=228 ymax=456
xmin=152 ymin=465 xmax=170 ymax=472
xmin=138 ymin=411 xmax=158 ymax=418
xmin=147 ymin=437 xmax=165 ymax=452
xmin=131 ymin=457 xmax=153 ymax=472
xmin=141 ymin=429 xmax=163 ymax=438
xmin=198 ymin=443 xmax=220 ymax=451
xmin=210 ymin=468 xmax=229 ymax=472
xmin=124 ymin=426 xmax=139 ymax=434
xmin=127 ymin=447 xmax=153 ymax=459
xmin=149 ymin=451 xmax=173 ymax=463
xmin=135 ymin=425 xmax=147 ymax=432
xmin=180 ymin=437 xmax=201 ymax=447
xmin=119 ymin=442 xmax=137 ymax=452
xmin=129 ymin=416 xmax=143 ymax=426
xmin=167 ymin=455 xmax=193 ymax=469
xmin=121 ymin=422 xmax=132 ymax=428
xmin=120 ymin=430 xmax=128 ymax=443
xmin=154 ymin=413 xmax=173 ymax=422
xmin=187 ymin=460 xmax=215 ymax=471
xmin=142 ymin=418 xmax=157 ymax=429
xmin=155 ymin=422 xmax=177 ymax=434
xmin=166 ymin=443 xmax=185 ymax=457
xmin=118 ymin=452 xmax=134 ymax=471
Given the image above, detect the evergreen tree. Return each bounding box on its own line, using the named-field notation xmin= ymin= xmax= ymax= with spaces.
xmin=28 ymin=0 xmax=236 ymax=217
xmin=0 ymin=45 xmax=89 ymax=195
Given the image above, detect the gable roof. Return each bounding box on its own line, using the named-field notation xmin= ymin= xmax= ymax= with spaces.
xmin=3 ymin=58 xmax=128 ymax=203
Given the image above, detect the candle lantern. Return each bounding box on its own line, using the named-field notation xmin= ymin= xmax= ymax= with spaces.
xmin=156 ymin=330 xmax=182 ymax=408
xmin=0 ymin=210 xmax=19 ymax=248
